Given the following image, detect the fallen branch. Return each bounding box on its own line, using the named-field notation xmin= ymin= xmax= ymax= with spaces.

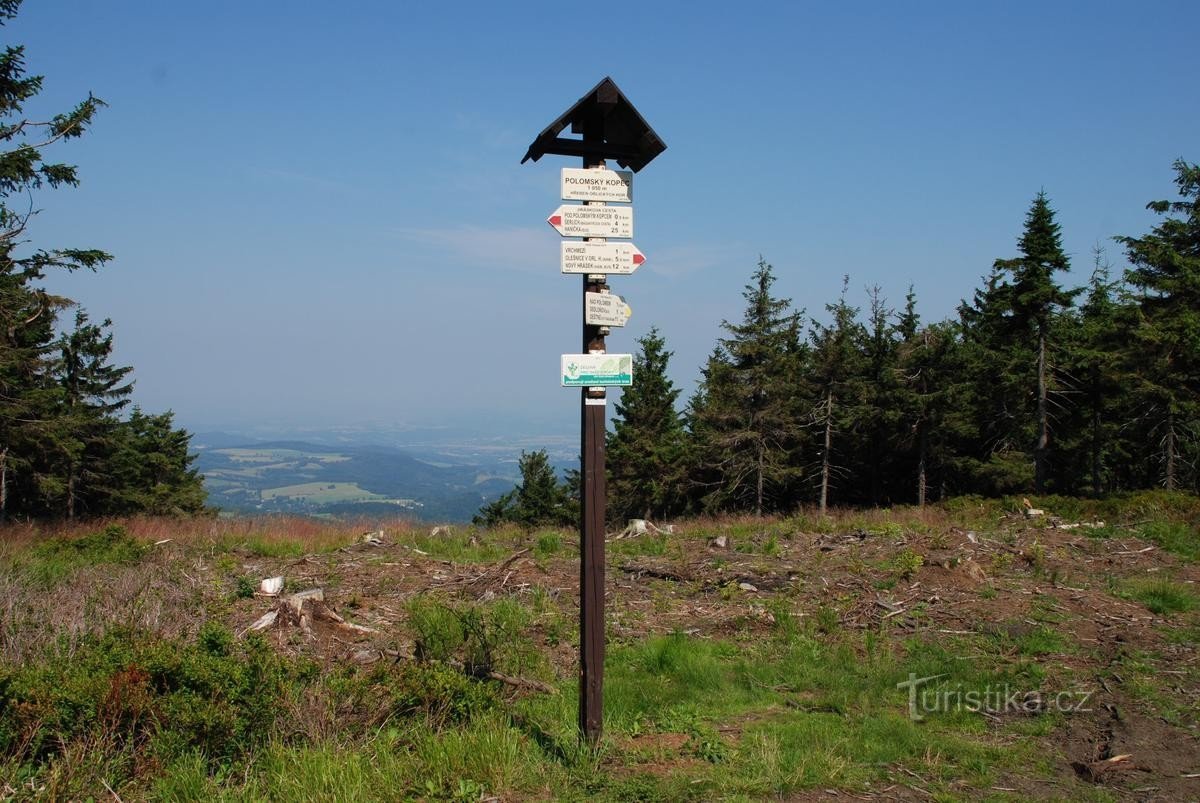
xmin=486 ymin=671 xmax=556 ymax=694
xmin=620 ymin=563 xmax=690 ymax=582
xmin=467 ymin=548 xmax=530 ymax=588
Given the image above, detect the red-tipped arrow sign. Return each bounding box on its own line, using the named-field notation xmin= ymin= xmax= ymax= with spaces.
xmin=561 ymin=242 xmax=645 ymax=275
xmin=547 ymin=205 xmax=633 ymax=239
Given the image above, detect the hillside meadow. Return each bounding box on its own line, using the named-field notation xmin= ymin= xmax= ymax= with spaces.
xmin=0 ymin=493 xmax=1197 ymax=801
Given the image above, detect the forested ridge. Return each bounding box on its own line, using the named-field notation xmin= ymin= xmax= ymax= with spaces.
xmin=491 ymin=160 xmax=1200 ymax=526
xmin=0 ymin=1 xmax=203 ymax=520
xmin=611 ymin=167 xmax=1200 ymax=520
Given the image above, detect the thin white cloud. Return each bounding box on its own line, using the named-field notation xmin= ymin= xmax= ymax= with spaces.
xmin=393 ymin=224 xmax=555 ymax=274
xmin=646 ymin=242 xmax=747 ymax=278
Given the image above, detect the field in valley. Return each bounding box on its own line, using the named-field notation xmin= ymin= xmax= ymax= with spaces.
xmin=0 ymin=493 xmax=1197 ymax=801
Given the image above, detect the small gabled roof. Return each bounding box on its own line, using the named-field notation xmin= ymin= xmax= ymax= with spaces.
xmin=521 ymin=77 xmax=666 ymax=173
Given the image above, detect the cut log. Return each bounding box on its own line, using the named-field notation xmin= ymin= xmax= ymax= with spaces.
xmin=245 ymin=609 xmax=278 ymax=633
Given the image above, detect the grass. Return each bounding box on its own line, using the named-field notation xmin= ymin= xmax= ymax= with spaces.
xmin=1124 ymin=577 xmax=1199 ymax=615
xmin=14 ymin=524 xmax=147 ymax=587
xmin=1137 ymin=521 xmax=1200 ymax=561
xmin=396 ymin=528 xmax=508 ymax=563
xmin=2 ymin=497 xmax=1197 ymax=799
xmin=0 ymin=613 xmax=1051 ymax=799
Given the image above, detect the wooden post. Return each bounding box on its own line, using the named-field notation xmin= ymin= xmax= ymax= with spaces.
xmin=521 ymin=77 xmax=666 ymax=747
xmin=578 ymin=119 xmax=606 ymax=745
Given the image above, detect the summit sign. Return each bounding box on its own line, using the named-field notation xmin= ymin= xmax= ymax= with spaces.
xmin=561 ymin=167 xmax=633 ymax=203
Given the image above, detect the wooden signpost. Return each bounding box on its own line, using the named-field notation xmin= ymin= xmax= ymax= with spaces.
xmin=522 ymin=77 xmax=666 ymax=745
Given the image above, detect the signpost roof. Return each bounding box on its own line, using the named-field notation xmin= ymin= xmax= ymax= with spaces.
xmin=521 ymin=77 xmax=666 ymax=172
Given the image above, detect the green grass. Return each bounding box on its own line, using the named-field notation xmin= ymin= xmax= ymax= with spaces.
xmin=17 ymin=524 xmax=147 ymax=586
xmin=533 ymin=530 xmax=564 ymax=559
xmin=1137 ymin=521 xmax=1200 ymax=561
xmin=0 ymin=613 xmax=1100 ymax=800
xmin=1124 ymin=577 xmax=1199 ymax=615
xmin=398 ymin=529 xmax=508 ymax=563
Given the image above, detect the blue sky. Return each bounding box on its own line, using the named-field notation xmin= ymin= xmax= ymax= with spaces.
xmin=10 ymin=1 xmax=1198 ymax=439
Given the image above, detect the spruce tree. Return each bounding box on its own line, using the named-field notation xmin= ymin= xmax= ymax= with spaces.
xmin=1057 ymin=248 xmax=1133 ymax=495
xmin=996 ymin=192 xmax=1077 ymax=492
xmin=688 ymin=259 xmax=803 ymax=516
xmin=54 ymin=310 xmax=133 ymax=517
xmin=955 ymin=264 xmax=1031 ymax=493
xmin=607 ymin=327 xmax=686 ymax=521
xmin=108 ymin=408 xmax=206 ymax=515
xmin=0 ymin=2 xmax=205 ymax=519
xmin=807 ymin=277 xmax=865 ymax=513
xmin=473 ymin=450 xmax=571 ymax=528
xmin=0 ymin=1 xmax=108 ymax=518
xmin=1117 ymin=159 xmax=1200 ymax=490
xmin=892 ymin=287 xmax=961 ymax=505
xmin=854 ymin=285 xmax=902 ymax=505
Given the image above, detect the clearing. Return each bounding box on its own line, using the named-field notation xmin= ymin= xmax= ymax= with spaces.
xmin=1 ymin=493 xmax=1197 ymax=801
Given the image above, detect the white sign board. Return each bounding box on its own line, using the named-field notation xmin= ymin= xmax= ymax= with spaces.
xmin=585 ymin=292 xmax=632 ymax=327
xmin=562 ymin=353 xmax=634 ymax=387
xmin=561 ymin=168 xmax=633 ymax=203
xmin=561 ymin=242 xmax=645 ymax=275
xmin=547 ymin=205 xmax=633 ymax=239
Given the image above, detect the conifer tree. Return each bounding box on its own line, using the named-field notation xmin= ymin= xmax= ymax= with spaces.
xmin=473 ymin=449 xmax=571 ymax=528
xmin=955 ymin=264 xmax=1031 ymax=492
xmin=0 ymin=1 xmax=107 ymax=518
xmin=808 ymin=277 xmax=865 ymax=513
xmin=108 ymin=408 xmax=206 ymax=515
xmin=0 ymin=2 xmax=205 ymax=519
xmin=1117 ymin=159 xmax=1200 ymax=490
xmin=892 ymin=288 xmax=960 ymax=504
xmin=854 ymin=286 xmax=902 ymax=505
xmin=54 ymin=310 xmax=133 ymax=517
xmin=607 ymin=327 xmax=686 ymax=521
xmin=996 ymin=192 xmax=1077 ymax=492
xmin=1057 ymin=248 xmax=1132 ymax=495
xmin=688 ymin=259 xmax=803 ymax=516
xmin=895 ymin=318 xmax=959 ymax=505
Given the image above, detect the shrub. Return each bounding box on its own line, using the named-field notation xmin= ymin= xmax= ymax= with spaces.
xmin=0 ymin=625 xmax=294 ymax=776
xmin=24 ymin=525 xmax=147 ymax=586
xmin=382 ymin=662 xmax=497 ymax=729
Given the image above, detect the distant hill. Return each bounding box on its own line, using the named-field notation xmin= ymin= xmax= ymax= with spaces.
xmin=194 ymin=438 xmax=518 ymax=522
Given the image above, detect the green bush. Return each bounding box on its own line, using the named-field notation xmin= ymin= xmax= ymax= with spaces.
xmin=408 ymin=598 xmax=533 ymax=677
xmin=24 ymin=524 xmax=147 ymax=586
xmin=382 ymin=662 xmax=497 ymax=729
xmin=0 ymin=624 xmax=294 ymax=775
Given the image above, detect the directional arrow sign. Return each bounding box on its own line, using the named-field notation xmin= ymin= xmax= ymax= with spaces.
xmin=561 ymin=168 xmax=633 ymax=203
xmin=561 ymin=242 xmax=645 ymax=275
xmin=585 ymin=292 xmax=632 ymax=327
xmin=562 ymin=353 xmax=633 ymax=387
xmin=547 ymin=205 xmax=633 ymax=239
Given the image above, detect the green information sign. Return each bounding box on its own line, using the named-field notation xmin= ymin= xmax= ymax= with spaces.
xmin=561 ymin=354 xmax=633 ymax=387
